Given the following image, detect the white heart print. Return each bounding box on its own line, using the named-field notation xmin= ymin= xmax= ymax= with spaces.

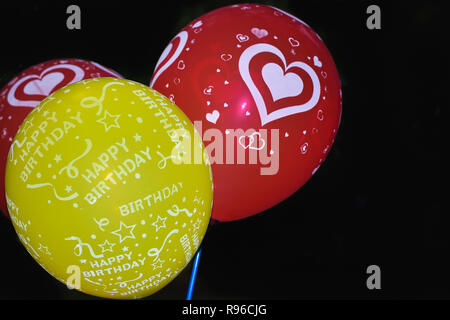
xmin=238 ymin=132 xmax=266 ymax=150
xmin=251 ymin=27 xmax=268 ymax=39
xmin=23 ymin=72 xmax=64 ymax=96
xmin=206 ymin=110 xmax=220 ymax=124
xmin=7 ymin=64 xmax=85 ymax=108
xmin=261 ymin=63 xmax=303 ymax=101
xmin=288 ymin=37 xmax=300 ymax=47
xmin=191 ymin=20 xmax=203 ymax=28
xmin=239 ymin=43 xmax=321 ymax=126
xmin=203 ymin=86 xmax=213 ymax=95
xmin=236 ymin=34 xmax=249 ymax=42
xmin=220 ymin=53 xmax=232 ymax=61
xmin=313 ymin=56 xmax=322 ymax=68
xmin=177 ymin=60 xmax=186 ymax=70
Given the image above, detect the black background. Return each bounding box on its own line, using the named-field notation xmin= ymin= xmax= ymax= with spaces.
xmin=0 ymin=0 xmax=447 ymax=300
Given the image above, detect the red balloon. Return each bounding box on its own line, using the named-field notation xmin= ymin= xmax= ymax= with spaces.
xmin=0 ymin=59 xmax=123 ymax=218
xmin=151 ymin=4 xmax=342 ymax=222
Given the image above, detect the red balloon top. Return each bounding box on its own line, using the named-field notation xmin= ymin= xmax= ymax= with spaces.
xmin=151 ymin=4 xmax=342 ymax=221
xmin=0 ymin=58 xmax=122 ymax=218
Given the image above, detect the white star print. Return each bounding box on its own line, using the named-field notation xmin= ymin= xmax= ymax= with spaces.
xmin=97 ymin=110 xmax=120 ymax=132
xmin=152 ymin=216 xmax=167 ymax=232
xmin=111 ymin=221 xmax=136 ymax=243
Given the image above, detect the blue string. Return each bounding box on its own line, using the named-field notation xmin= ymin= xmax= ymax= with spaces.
xmin=186 ymin=247 xmax=202 ymax=300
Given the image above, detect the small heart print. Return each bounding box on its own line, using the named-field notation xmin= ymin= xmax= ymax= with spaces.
xmin=224 ymin=80 xmax=229 ymax=85
xmin=165 ymin=83 xmax=169 ymax=88
xmin=251 ymin=27 xmax=268 ymax=39
xmin=300 ymin=142 xmax=308 ymax=154
xmin=302 ymin=130 xmax=307 ymax=135
xmin=236 ymin=34 xmax=249 ymax=42
xmin=245 ymin=111 xmax=250 ymax=116
xmin=225 ymin=129 xmax=230 ymax=134
xmin=313 ymin=56 xmax=322 ymax=68
xmin=238 ymin=132 xmax=265 ymax=151
xmin=169 ymin=94 xmax=175 ymax=101
xmin=216 ymin=69 xmax=221 ymax=72
xmin=193 ymin=28 xmax=202 ymax=34
xmin=173 ymin=78 xmax=181 ymax=85
xmin=206 ymin=101 xmax=211 ymax=106
xmin=220 ymin=53 xmax=232 ymax=61
xmin=177 ymin=60 xmax=185 ymax=70
xmin=203 ymin=86 xmax=213 ymax=95
xmin=317 ymin=109 xmax=324 ymax=121
xmin=237 ymin=44 xmax=242 ymax=48
xmin=224 ymin=103 xmax=229 ymax=107
xmin=284 ymin=132 xmax=289 ymax=137
xmin=288 ymin=37 xmax=300 ymax=47
xmin=206 ymin=110 xmax=220 ymax=124
xmin=191 ymin=20 xmax=203 ymax=28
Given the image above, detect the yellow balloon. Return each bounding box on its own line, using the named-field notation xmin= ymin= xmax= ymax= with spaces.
xmin=5 ymin=78 xmax=213 ymax=299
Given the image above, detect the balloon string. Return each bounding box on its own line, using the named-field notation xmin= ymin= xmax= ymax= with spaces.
xmin=185 ymin=219 xmax=216 ymax=299
xmin=186 ymin=247 xmax=202 ymax=300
